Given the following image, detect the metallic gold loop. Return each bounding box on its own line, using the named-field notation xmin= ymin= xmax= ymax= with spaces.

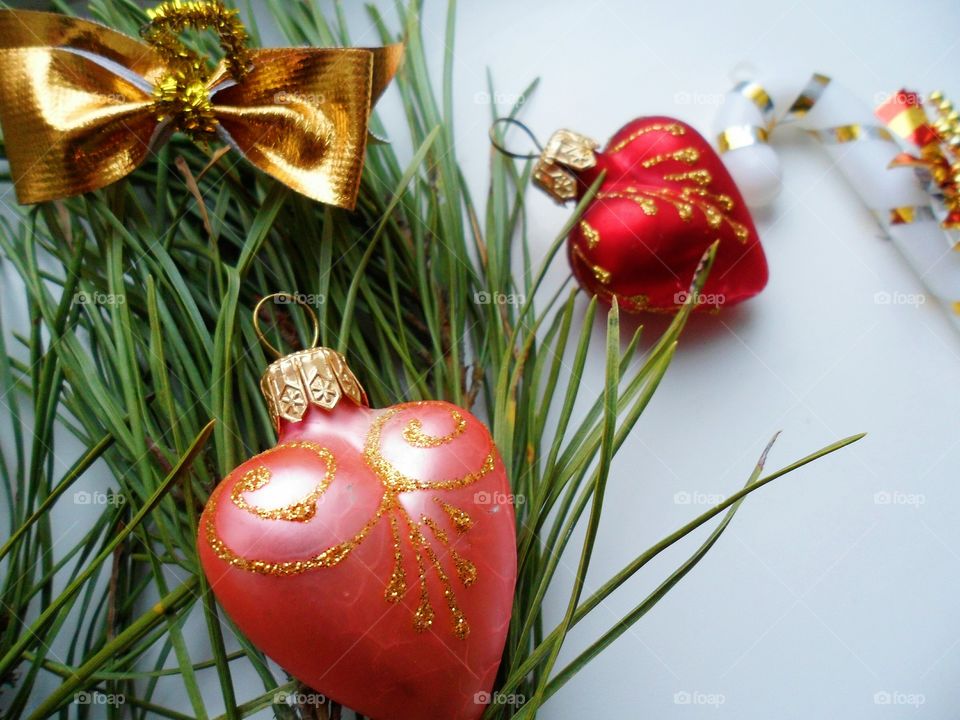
xmin=252 ymin=292 xmax=320 ymax=359
xmin=873 ymin=206 xmax=939 ymax=226
xmin=717 ymin=124 xmax=770 ymax=153
xmin=732 ymin=81 xmax=774 ymax=124
xmin=142 ymin=0 xmax=251 ymax=83
xmin=808 ymin=124 xmax=895 ymax=144
xmin=783 ymin=73 xmax=831 ymax=122
xmin=142 ymin=0 xmax=252 ymax=138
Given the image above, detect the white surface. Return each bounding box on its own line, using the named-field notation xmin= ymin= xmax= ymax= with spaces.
xmin=3 ymin=0 xmax=960 ymax=718
xmin=396 ymin=0 xmax=960 ymax=717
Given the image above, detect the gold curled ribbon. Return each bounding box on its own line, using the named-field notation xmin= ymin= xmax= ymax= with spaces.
xmin=0 ymin=4 xmax=403 ymax=209
xmin=716 ymin=73 xmax=953 ymax=230
xmin=877 ymin=90 xmax=960 ymax=230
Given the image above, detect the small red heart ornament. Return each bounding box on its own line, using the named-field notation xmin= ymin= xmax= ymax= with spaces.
xmin=198 ymin=347 xmax=516 ymax=720
xmin=533 ymin=116 xmax=768 ymax=313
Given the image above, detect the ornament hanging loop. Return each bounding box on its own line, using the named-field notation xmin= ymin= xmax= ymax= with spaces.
xmin=489 ymin=118 xmax=544 ymax=160
xmin=253 ymin=292 xmax=321 ymax=360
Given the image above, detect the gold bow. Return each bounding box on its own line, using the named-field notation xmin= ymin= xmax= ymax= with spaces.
xmin=0 ymin=3 xmax=402 ymax=209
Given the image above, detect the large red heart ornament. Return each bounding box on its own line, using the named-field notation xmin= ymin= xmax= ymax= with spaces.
xmin=198 ymin=348 xmax=517 ymax=720
xmin=534 ymin=116 xmax=768 ymax=313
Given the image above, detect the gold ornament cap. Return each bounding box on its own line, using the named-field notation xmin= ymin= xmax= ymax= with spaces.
xmin=533 ymin=129 xmax=599 ymax=203
xmin=253 ymin=293 xmax=369 ymax=431
xmin=260 ymin=346 xmax=368 ymax=430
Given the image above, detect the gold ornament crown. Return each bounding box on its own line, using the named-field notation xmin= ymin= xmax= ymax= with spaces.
xmin=252 ymin=293 xmax=369 ymax=431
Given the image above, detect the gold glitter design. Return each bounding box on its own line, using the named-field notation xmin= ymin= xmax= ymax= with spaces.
xmin=596 ymin=191 xmax=658 ymax=215
xmin=664 ymin=169 xmax=712 ymax=186
xmin=385 ymin=513 xmax=407 ymax=603
xmin=435 ymin=498 xmax=473 ymax=534
xmin=608 ymin=122 xmax=686 ymax=153
xmin=571 ymin=245 xmax=612 ymax=285
xmin=364 ymin=407 xmax=496 ymax=492
xmin=641 ymin=147 xmax=700 ymax=168
xmin=205 ymin=489 xmax=393 ymax=576
xmin=600 ymin=185 xmax=748 ymax=243
xmin=580 ymin=220 xmax=601 ymax=249
xmin=230 ymin=441 xmax=334 ymax=522
xmin=414 ymin=515 xmax=470 ymax=639
xmin=423 ymin=515 xmax=478 ymax=589
xmin=408 ymin=523 xmax=435 ymax=632
xmin=680 ymin=187 xmax=734 ymax=212
xmin=402 ymin=409 xmax=466 ymax=447
xmin=205 ymin=403 xmax=495 ymax=639
xmin=595 ymin=287 xmax=678 ymax=315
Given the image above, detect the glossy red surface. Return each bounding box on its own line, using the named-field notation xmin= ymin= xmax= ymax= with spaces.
xmin=569 ymin=116 xmax=768 ymax=313
xmin=199 ymin=400 xmax=516 ymax=719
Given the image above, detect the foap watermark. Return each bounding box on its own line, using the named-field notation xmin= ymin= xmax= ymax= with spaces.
xmin=74 ymin=691 xmax=125 ymax=707
xmin=674 ymin=490 xmax=725 ymax=506
xmin=673 ymin=90 xmax=726 ymax=107
xmin=474 ymin=691 xmax=526 ymax=708
xmin=872 ymin=90 xmax=923 ymax=107
xmin=873 ymin=291 xmax=926 ymax=308
xmin=874 ymin=490 xmax=925 ymax=508
xmin=273 ymin=292 xmax=326 ymax=308
xmin=474 ymin=291 xmax=525 ymax=306
xmin=274 ymin=90 xmax=326 ymax=105
xmin=674 ymin=690 xmax=726 ymax=707
xmin=674 ymin=290 xmax=725 ymax=307
xmin=273 ymin=690 xmax=328 ymax=706
xmin=473 ymin=90 xmax=526 ymax=107
xmin=73 ymin=291 xmax=125 ymax=306
xmin=474 ymin=490 xmax=525 ymax=506
xmin=874 ymin=690 xmax=925 ymax=708
xmin=74 ymin=490 xmax=126 ymax=507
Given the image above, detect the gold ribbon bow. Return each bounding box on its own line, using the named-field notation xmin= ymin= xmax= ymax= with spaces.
xmin=0 ymin=2 xmax=403 ymax=209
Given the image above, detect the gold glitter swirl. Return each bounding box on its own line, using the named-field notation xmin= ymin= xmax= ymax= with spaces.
xmin=596 ymin=191 xmax=658 ymax=215
xmin=571 ymin=245 xmax=612 ymax=284
xmin=680 ymin=187 xmax=734 ymax=212
xmin=641 ymin=147 xmax=700 ymax=168
xmin=423 ymin=515 xmax=478 ymax=589
xmin=402 ymin=409 xmax=466 ymax=447
xmin=435 ymin=498 xmax=473 ymax=534
xmin=414 ymin=515 xmax=470 ymax=639
xmin=364 ymin=407 xmax=496 ymax=492
xmin=580 ymin=220 xmax=601 ymax=249
xmin=205 ymin=491 xmax=395 ymax=577
xmin=384 ymin=513 xmax=407 ymax=603
xmin=206 ymin=402 xmax=496 ymax=640
xmin=608 ymin=122 xmax=686 ymax=153
xmin=230 ymin=441 xmax=335 ymax=522
xmin=664 ymin=169 xmax=712 ymax=186
xmin=408 ymin=522 xmax=435 ymax=632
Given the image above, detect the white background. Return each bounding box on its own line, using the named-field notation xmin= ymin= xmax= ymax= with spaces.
xmin=3 ymin=0 xmax=960 ymax=718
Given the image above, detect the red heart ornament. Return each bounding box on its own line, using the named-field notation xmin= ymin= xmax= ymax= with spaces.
xmin=198 ymin=348 xmax=516 ymax=720
xmin=534 ymin=116 xmax=768 ymax=313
